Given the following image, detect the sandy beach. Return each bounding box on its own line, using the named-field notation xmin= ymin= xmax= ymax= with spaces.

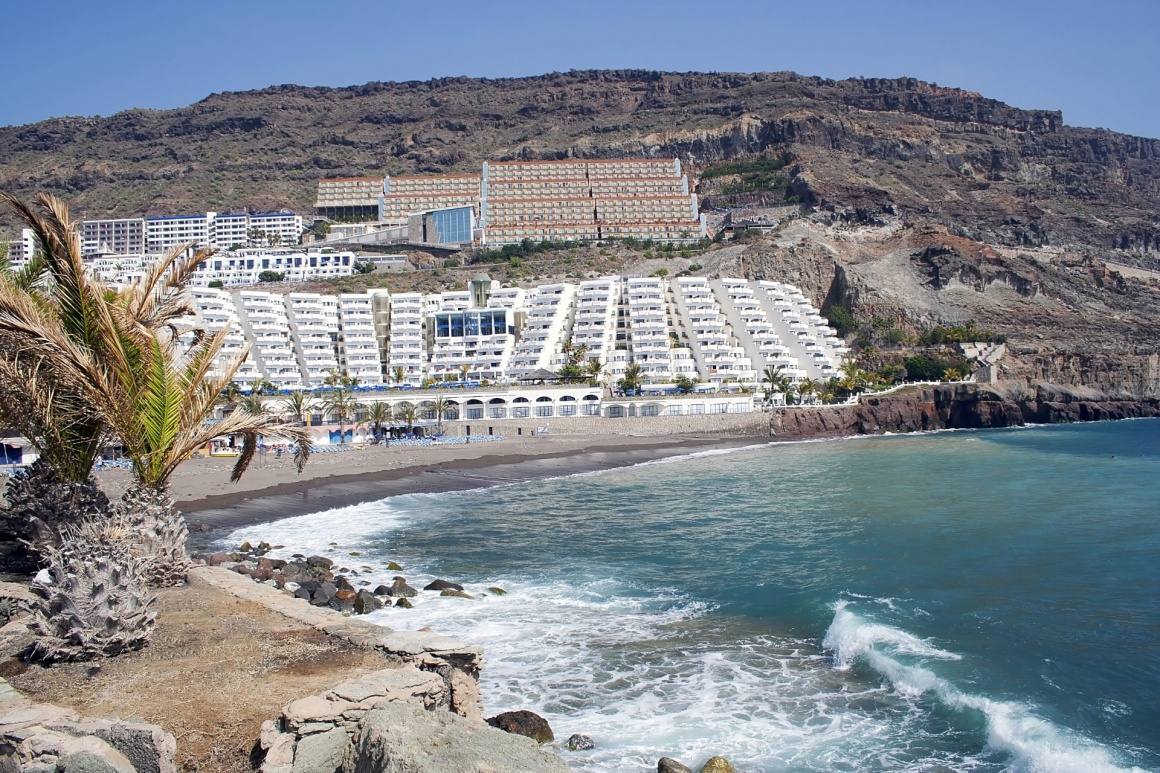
xmin=93 ymin=433 xmax=766 ymax=535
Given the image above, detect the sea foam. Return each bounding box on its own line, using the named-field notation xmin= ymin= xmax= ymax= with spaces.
xmin=823 ymin=602 xmax=1148 ymax=773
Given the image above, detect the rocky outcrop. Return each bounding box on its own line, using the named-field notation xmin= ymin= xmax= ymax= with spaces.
xmin=770 ymin=382 xmax=1160 ymax=440
xmin=3 ymin=69 xmax=1160 ymax=260
xmin=255 ymin=673 xmax=568 ymax=773
xmin=352 ymin=702 xmax=569 ymax=773
xmin=188 ymin=567 xmax=483 ymax=721
xmin=0 ymin=678 xmax=176 ymax=773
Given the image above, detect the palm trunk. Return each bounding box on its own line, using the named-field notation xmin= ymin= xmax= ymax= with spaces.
xmin=27 ymin=514 xmax=157 ymax=662
xmin=119 ymin=482 xmax=191 ymax=588
xmin=0 ymin=459 xmax=111 ymax=573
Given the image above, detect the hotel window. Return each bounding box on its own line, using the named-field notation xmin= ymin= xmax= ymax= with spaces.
xmin=640 ymin=405 xmax=660 ymax=417
xmin=689 ymin=404 xmax=705 ymax=415
xmin=536 ymin=405 xmax=553 ymax=418
xmin=667 ymin=405 xmax=683 ymax=416
xmin=466 ymin=408 xmax=483 ymax=420
xmin=712 ymin=403 xmax=729 ymax=414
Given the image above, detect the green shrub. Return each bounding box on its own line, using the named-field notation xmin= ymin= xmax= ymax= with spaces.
xmin=207 ymin=280 xmax=224 ymax=289
xmin=824 ymin=305 xmax=857 ymax=337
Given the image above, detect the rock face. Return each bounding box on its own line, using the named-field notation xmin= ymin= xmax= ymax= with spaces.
xmin=2 ymin=70 xmax=1158 ymax=258
xmin=0 ymin=677 xmax=177 ymax=773
xmin=486 ymin=710 xmax=555 ymax=744
xmin=256 ymin=673 xmax=568 ymax=773
xmin=770 ymin=382 xmax=1160 ymax=440
xmin=353 ymin=702 xmax=569 ymax=773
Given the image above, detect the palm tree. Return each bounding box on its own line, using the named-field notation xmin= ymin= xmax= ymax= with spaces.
xmin=322 ymin=386 xmax=360 ymax=444
xmin=249 ymin=378 xmax=277 ymax=395
xmin=618 ymin=362 xmax=644 ymax=393
xmin=396 ymin=402 xmax=418 ymax=432
xmin=797 ymin=377 xmax=819 ymax=405
xmin=431 ymin=395 xmax=450 ymax=433
xmin=457 ymin=363 xmax=471 ymax=383
xmin=239 ymin=392 xmax=269 ymax=418
xmin=0 ymin=194 xmax=311 ymax=584
xmin=392 ymin=365 xmax=406 ymax=386
xmin=0 ymin=194 xmax=138 ymax=563
xmin=760 ymin=364 xmax=791 ymax=405
xmin=218 ymin=381 xmax=244 ymax=416
xmin=817 ymin=379 xmax=837 ymax=405
xmin=324 ymin=369 xmax=359 ymax=389
xmin=366 ymin=401 xmax=393 ymax=440
xmin=584 ymin=358 xmax=604 ymax=384
xmin=279 ymin=389 xmax=317 ymax=425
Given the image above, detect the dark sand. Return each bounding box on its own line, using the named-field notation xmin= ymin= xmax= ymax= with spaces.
xmin=171 ymin=435 xmax=763 ymax=538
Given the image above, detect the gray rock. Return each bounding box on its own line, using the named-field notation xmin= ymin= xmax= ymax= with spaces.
xmin=394 ymin=598 xmax=413 ymax=609
xmin=486 ymin=710 xmax=553 ymax=744
xmin=423 ymin=579 xmax=463 ymax=592
xmin=372 ymin=585 xmax=391 ymax=596
xmin=352 ymin=701 xmax=568 ymax=773
xmin=567 ymin=733 xmax=594 ymax=751
xmin=386 ymin=578 xmax=417 ymax=598
xmin=310 ymin=583 xmax=337 ymax=606
xmin=291 ymin=726 xmax=348 ymax=773
xmin=55 ymin=750 xmax=135 ymax=773
xmin=306 ymin=556 xmax=334 ymax=570
xmin=658 ymin=758 xmax=694 ymax=773
xmin=439 ymin=589 xmax=473 ymax=599
xmin=352 ymin=591 xmax=383 ymax=615
xmin=93 ymin=721 xmax=176 ymax=773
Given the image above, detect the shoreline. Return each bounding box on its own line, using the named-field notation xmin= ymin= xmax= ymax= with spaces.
xmin=158 ymin=434 xmax=763 ymax=537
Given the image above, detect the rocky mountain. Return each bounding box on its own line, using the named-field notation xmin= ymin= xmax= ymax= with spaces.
xmin=1 ymin=70 xmax=1158 ymax=395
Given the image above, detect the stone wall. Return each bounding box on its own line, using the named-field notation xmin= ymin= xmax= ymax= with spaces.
xmin=188 ymin=567 xmax=484 ymax=721
xmin=0 ymin=678 xmax=176 ymax=773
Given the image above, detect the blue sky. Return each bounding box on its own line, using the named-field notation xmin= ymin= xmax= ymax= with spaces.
xmin=1 ymin=0 xmax=1157 ymax=137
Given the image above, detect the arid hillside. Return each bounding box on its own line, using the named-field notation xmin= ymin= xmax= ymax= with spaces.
xmin=1 ymin=70 xmax=1158 ymax=258
xmin=1 ymin=70 xmax=1158 ymax=394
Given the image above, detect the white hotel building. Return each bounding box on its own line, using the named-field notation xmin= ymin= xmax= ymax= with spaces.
xmin=184 ymin=273 xmax=844 ymax=398
xmin=77 ymin=212 xmax=304 ymax=257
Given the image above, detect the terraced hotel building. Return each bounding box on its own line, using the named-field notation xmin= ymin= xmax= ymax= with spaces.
xmin=187 ymin=274 xmax=844 ymax=394
xmin=312 ymin=157 xmax=705 ymax=246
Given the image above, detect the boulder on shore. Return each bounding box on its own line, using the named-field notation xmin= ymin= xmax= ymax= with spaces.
xmin=486 ymin=710 xmax=554 ymax=744
xmin=699 ymin=756 xmax=735 ymax=773
xmin=388 ymin=577 xmax=418 ymax=598
xmin=658 ymin=758 xmax=694 ymax=773
xmin=353 ymin=590 xmax=384 ymax=614
xmin=424 ymin=579 xmax=464 ymax=592
xmin=567 ymin=733 xmax=595 ymax=751
xmin=354 ymin=701 xmax=568 ymax=772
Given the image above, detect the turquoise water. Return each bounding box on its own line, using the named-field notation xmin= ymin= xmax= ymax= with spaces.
xmin=226 ymin=419 xmax=1160 ymax=772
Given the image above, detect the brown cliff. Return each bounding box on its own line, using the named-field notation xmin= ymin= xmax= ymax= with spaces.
xmin=770 ymin=383 xmax=1160 ymax=440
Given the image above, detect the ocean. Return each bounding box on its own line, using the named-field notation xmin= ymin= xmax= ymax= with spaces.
xmin=221 ymin=419 xmax=1160 ymax=772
